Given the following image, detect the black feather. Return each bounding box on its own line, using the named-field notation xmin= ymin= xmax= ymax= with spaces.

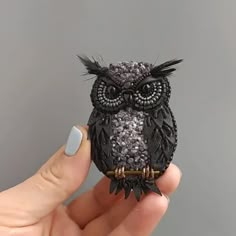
xmin=133 ymin=185 xmax=142 ymax=201
xmin=124 ymin=183 xmax=132 ymax=199
xmin=78 ymin=55 xmax=108 ymax=76
xmin=141 ymin=185 xmax=150 ymax=195
xmin=150 ymin=59 xmax=183 ymax=78
xmin=87 ymin=108 xmax=113 ymax=172
xmin=115 ymin=182 xmax=123 ymax=195
xmin=110 ymin=179 xmax=118 ymax=193
xmin=143 ymin=105 xmax=177 ymax=171
xmin=146 ymin=182 xmax=162 ymax=195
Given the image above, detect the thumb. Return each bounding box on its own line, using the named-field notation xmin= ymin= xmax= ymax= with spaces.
xmin=0 ymin=126 xmax=91 ymax=227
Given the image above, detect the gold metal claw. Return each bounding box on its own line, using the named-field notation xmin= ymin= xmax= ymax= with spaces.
xmin=107 ymin=170 xmax=160 ymax=177
xmin=113 ymin=167 xmax=126 ymax=179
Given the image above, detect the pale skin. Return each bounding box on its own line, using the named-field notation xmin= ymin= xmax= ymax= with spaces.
xmin=0 ymin=127 xmax=182 ymax=236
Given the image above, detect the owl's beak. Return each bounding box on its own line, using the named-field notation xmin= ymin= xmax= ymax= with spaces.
xmin=122 ymin=91 xmax=134 ymax=105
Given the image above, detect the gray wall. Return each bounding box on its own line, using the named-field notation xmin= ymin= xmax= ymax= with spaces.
xmin=0 ymin=1 xmax=235 ymax=235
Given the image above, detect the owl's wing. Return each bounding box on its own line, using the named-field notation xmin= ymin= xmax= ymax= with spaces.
xmin=87 ymin=109 xmax=113 ymax=173
xmin=143 ymin=105 xmax=177 ymax=172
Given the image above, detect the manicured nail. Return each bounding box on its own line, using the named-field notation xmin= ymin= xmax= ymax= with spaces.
xmin=65 ymin=126 xmax=83 ymax=156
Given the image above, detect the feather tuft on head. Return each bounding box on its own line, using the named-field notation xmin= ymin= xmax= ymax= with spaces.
xmin=78 ymin=55 xmax=108 ymax=76
xmin=150 ymin=59 xmax=183 ymax=78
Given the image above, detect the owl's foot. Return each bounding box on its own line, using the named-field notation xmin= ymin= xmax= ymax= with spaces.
xmin=114 ymin=166 xmax=125 ymax=179
xmin=142 ymin=166 xmax=155 ymax=179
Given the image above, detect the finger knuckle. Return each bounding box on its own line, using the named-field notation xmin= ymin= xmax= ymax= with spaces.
xmin=39 ymin=161 xmax=64 ymax=188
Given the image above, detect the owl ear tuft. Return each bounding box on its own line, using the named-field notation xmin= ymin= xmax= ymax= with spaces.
xmin=150 ymin=59 xmax=183 ymax=78
xmin=78 ymin=55 xmax=108 ymax=76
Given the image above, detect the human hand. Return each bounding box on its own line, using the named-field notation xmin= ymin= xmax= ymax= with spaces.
xmin=0 ymin=126 xmax=181 ymax=236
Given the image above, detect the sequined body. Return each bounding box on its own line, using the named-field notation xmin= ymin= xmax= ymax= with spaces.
xmin=110 ymin=109 xmax=149 ymax=171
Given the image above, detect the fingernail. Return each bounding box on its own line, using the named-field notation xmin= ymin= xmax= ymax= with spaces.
xmin=65 ymin=126 xmax=83 ymax=156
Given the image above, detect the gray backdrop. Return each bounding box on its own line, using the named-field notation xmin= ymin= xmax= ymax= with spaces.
xmin=0 ymin=1 xmax=235 ymax=235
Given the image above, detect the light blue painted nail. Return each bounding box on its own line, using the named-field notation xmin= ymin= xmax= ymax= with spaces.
xmin=65 ymin=126 xmax=83 ymax=156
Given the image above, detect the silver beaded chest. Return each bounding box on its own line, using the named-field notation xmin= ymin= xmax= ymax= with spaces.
xmin=110 ymin=108 xmax=149 ymax=170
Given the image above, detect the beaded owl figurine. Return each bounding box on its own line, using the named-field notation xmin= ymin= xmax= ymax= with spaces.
xmin=79 ymin=56 xmax=182 ymax=201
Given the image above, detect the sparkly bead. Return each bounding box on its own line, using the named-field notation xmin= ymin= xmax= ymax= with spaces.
xmin=127 ymin=158 xmax=134 ymax=164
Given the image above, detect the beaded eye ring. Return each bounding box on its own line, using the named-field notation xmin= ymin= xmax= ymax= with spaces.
xmin=79 ymin=56 xmax=182 ymax=201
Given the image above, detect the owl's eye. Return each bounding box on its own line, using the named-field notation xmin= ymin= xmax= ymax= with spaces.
xmin=134 ymin=81 xmax=163 ymax=109
xmin=140 ymin=83 xmax=154 ymax=97
xmin=94 ymin=80 xmax=124 ymax=111
xmin=105 ymin=85 xmax=119 ymax=99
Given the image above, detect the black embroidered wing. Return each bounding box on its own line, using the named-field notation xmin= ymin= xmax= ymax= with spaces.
xmin=143 ymin=104 xmax=177 ymax=174
xmin=87 ymin=108 xmax=114 ymax=173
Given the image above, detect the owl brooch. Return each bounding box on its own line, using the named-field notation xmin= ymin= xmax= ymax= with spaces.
xmin=79 ymin=56 xmax=182 ymax=201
